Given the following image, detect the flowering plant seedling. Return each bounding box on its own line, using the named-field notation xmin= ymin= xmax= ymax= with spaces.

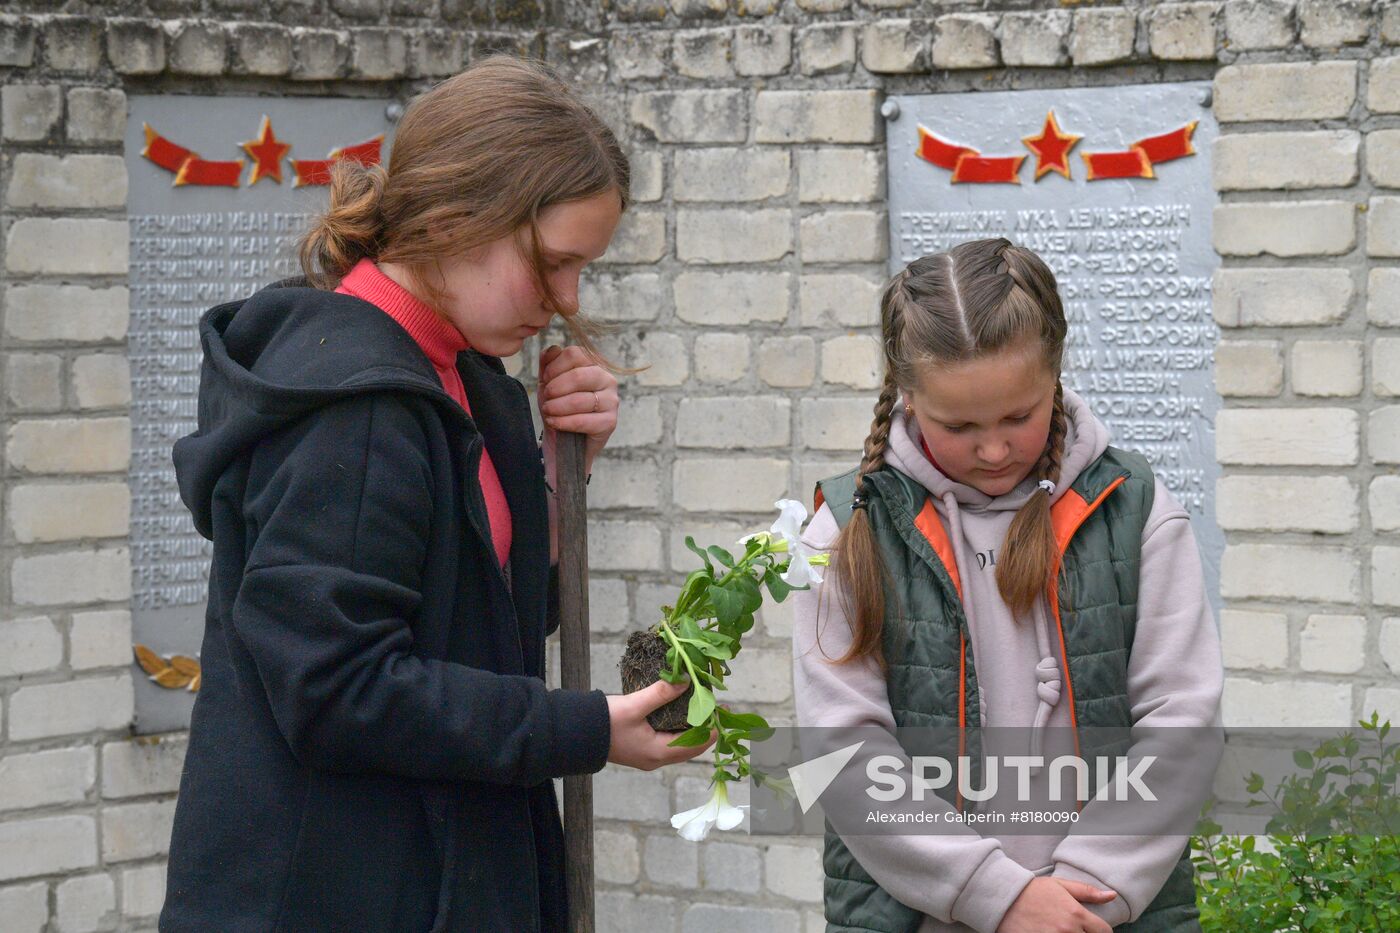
xmin=619 ymin=500 xmax=826 ymax=841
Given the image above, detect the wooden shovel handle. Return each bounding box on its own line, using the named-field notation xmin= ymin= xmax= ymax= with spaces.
xmin=556 ymin=429 xmax=593 ymax=933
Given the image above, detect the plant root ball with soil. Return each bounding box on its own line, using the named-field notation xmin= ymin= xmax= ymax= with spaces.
xmin=619 ymin=630 xmax=693 ymax=733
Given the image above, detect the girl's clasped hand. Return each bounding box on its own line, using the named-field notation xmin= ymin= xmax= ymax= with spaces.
xmin=997 ymin=878 xmax=1118 ymax=933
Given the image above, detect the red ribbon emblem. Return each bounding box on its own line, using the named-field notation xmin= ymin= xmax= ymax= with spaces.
xmin=291 ymin=136 xmax=386 ymax=187
xmin=917 ymin=114 xmax=1197 ymax=185
xmin=918 ymin=125 xmax=1025 ymax=185
xmin=1082 ymin=122 xmax=1198 ymax=181
xmin=142 ymin=124 xmax=243 ymax=188
xmin=141 ymin=120 xmax=384 ymax=189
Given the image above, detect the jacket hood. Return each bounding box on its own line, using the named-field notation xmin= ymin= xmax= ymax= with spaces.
xmin=883 ymin=387 xmax=1110 ymax=514
xmin=172 ymin=277 xmax=462 ymax=540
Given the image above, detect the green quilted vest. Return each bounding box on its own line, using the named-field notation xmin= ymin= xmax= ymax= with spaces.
xmin=813 ymin=447 xmax=1199 ymax=933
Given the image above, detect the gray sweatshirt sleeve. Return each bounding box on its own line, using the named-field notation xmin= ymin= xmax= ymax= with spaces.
xmin=1048 ymin=477 xmax=1225 ymax=925
xmin=792 ymin=504 xmax=1036 ymax=932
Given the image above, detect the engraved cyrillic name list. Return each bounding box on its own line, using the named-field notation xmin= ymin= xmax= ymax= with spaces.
xmin=128 ymin=212 xmax=307 ymax=611
xmin=896 ymin=204 xmax=1215 ymax=516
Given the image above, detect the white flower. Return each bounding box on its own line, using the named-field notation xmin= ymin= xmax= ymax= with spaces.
xmin=771 ymin=499 xmax=825 ymax=587
xmin=737 ymin=500 xmax=827 ymax=587
xmin=670 ymin=781 xmax=748 ymax=842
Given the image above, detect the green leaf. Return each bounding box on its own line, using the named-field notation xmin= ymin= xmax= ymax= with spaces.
xmin=764 ymin=567 xmax=793 ymax=602
xmin=709 ymin=584 xmax=744 ymax=627
xmin=681 ymin=642 xmax=706 ymax=674
xmin=707 ymin=545 xmax=736 ymax=568
xmin=716 ymin=708 xmax=770 ymax=730
xmin=685 ymin=536 xmax=714 ymax=573
xmin=687 ymin=684 xmax=716 ymax=726
xmin=701 ymin=640 xmax=734 ymax=661
xmin=692 ymin=667 xmax=724 ymax=686
xmin=1294 ymin=750 xmax=1315 ymax=770
xmin=732 ymin=574 xmax=763 ymax=614
xmin=667 ymin=724 xmax=714 ymax=747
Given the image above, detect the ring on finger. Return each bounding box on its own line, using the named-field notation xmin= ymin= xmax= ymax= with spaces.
xmin=592 ymin=390 xmax=600 ymax=413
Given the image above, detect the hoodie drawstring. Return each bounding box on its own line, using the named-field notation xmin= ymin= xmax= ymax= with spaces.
xmin=941 ymin=491 xmax=1063 ymax=773
xmin=1028 ymin=617 xmax=1063 ymax=773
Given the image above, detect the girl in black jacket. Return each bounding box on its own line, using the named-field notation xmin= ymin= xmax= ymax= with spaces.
xmin=162 ymin=56 xmax=709 ymax=933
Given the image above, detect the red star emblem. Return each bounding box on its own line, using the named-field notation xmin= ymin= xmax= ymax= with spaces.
xmin=240 ymin=115 xmax=292 ymax=186
xmin=1021 ymin=110 xmax=1081 ymax=181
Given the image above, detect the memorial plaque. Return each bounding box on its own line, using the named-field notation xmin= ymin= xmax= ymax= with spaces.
xmin=885 ymin=83 xmax=1222 ymax=606
xmin=126 ymin=95 xmax=396 ymax=732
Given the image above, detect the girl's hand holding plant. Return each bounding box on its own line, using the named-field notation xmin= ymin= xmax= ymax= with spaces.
xmin=620 ymin=499 xmax=829 ymax=842
xmin=606 ymin=679 xmax=717 ymax=771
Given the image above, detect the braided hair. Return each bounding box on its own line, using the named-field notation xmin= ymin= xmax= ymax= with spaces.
xmin=829 ymin=238 xmax=1069 ymax=667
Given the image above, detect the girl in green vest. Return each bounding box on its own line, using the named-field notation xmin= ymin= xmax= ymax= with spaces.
xmin=793 ymin=237 xmax=1223 ymax=932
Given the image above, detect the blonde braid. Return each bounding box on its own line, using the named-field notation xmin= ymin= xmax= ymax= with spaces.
xmin=853 ymin=371 xmax=900 ymax=507
xmin=1037 ymin=381 xmax=1067 ymax=492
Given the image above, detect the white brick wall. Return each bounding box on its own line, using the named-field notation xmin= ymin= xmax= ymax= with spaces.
xmin=1299 ymin=614 xmax=1367 ymax=674
xmin=5 ymin=218 xmax=128 ymax=275
xmin=1216 ymin=475 xmax=1358 ymax=533
xmin=0 ymin=748 xmax=95 ymax=812
xmin=1219 ymin=609 xmax=1289 ymax=670
xmin=674 ymin=271 xmax=791 ymax=326
xmin=1214 ymin=61 xmax=1358 ymax=121
xmin=0 ymin=10 xmax=1395 ymax=929
xmin=0 ymin=616 xmax=63 ymax=676
xmin=799 ymin=210 xmax=887 ymax=263
xmin=1223 ymin=1 xmax=1295 ymax=51
xmin=1223 ymin=678 xmax=1353 ymax=727
xmin=1221 ymin=543 xmax=1359 ymax=603
xmin=1213 ymin=341 xmax=1283 ymax=396
xmin=0 ymin=816 xmax=98 ymax=882
xmin=1216 ymin=409 xmax=1359 ymax=465
xmin=1213 ymin=131 xmax=1359 ymax=191
xmin=8 ymin=675 xmax=134 ymax=740
xmin=55 ymin=873 xmax=115 ymax=933
xmin=1069 ymin=8 xmax=1135 ymax=66
xmin=674 ymin=148 xmax=789 ymax=202
xmin=1213 ymin=200 xmax=1356 ymax=257
xmin=677 ymin=209 xmax=792 ymax=263
xmin=100 ymin=800 xmax=176 ymax=863
xmin=1290 ymin=340 xmax=1363 ymax=396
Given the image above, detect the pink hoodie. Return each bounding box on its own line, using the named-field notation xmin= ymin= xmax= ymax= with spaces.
xmin=792 ymin=388 xmax=1223 ymax=931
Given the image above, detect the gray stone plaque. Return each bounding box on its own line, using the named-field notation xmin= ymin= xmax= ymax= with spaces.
xmin=126 ymin=95 xmax=396 ymax=732
xmin=885 ymin=82 xmax=1222 ymax=608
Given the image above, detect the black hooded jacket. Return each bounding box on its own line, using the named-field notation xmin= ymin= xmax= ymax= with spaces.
xmin=161 ymin=278 xmax=611 ymax=933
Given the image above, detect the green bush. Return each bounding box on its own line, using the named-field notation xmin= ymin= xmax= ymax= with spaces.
xmin=1191 ymin=713 xmax=1400 ymax=931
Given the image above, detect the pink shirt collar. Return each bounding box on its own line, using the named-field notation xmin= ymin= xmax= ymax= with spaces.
xmin=338 ymin=258 xmax=469 ymax=370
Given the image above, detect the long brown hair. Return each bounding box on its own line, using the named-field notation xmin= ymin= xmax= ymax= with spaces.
xmin=831 ymin=237 xmax=1068 ymax=669
xmin=297 ymin=55 xmax=630 ymax=365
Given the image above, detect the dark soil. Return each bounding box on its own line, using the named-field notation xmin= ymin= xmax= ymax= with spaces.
xmin=619 ymin=630 xmax=693 ymax=733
